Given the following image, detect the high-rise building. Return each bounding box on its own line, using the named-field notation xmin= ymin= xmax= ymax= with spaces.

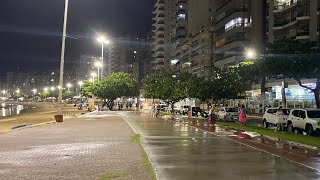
xmin=75 ymin=55 xmax=101 ymax=84
xmin=152 ymin=0 xmax=266 ymax=76
xmin=267 ymin=0 xmax=319 ymax=43
xmin=173 ymin=0 xmax=215 ymax=77
xmin=213 ymin=0 xmax=265 ymax=67
xmin=108 ymin=37 xmax=149 ymax=81
xmin=151 ymin=0 xmax=166 ymax=71
xmin=6 ymin=72 xmax=30 ymax=94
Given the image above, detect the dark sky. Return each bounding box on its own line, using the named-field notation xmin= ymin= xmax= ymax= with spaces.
xmin=0 ymin=0 xmax=154 ymax=78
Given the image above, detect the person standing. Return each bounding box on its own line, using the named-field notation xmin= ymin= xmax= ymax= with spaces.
xmin=208 ymin=106 xmax=217 ymax=125
xmin=239 ymin=105 xmax=247 ymax=126
xmin=275 ymin=106 xmax=284 ymax=132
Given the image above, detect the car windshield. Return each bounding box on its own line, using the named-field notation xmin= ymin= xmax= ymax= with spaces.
xmin=226 ymin=108 xmax=237 ymax=112
xmin=307 ymin=111 xmax=320 ymax=118
xmin=282 ymin=109 xmax=291 ymax=115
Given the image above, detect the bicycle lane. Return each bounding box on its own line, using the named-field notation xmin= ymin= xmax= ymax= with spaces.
xmin=122 ymin=111 xmax=320 ymax=180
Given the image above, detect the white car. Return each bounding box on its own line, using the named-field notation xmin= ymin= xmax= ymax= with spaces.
xmin=287 ymin=108 xmax=320 ymax=135
xmin=216 ymin=107 xmax=239 ymax=121
xmin=262 ymin=108 xmax=291 ymax=128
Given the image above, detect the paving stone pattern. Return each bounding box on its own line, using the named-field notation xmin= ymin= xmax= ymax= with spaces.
xmin=0 ymin=116 xmax=150 ymax=180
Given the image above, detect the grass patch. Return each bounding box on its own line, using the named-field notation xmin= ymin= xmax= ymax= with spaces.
xmin=131 ymin=134 xmax=141 ymax=144
xmin=130 ymin=134 xmax=157 ymax=180
xmin=216 ymin=121 xmax=320 ymax=148
xmin=160 ymin=112 xmax=174 ymax=115
xmin=100 ymin=172 xmax=127 ymax=180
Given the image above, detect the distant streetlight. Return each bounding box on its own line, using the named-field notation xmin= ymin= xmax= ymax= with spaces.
xmin=97 ymin=36 xmax=110 ymax=78
xmin=32 ymin=89 xmax=37 ymax=95
xmin=44 ymin=87 xmax=49 ymax=92
xmin=95 ymin=62 xmax=102 ymax=82
xmin=16 ymin=89 xmax=20 ymax=94
xmin=66 ymin=83 xmax=72 ymax=91
xmin=50 ymin=87 xmax=56 ymax=91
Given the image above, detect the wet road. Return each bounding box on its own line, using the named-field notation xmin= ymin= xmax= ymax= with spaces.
xmin=118 ymin=111 xmax=320 ymax=180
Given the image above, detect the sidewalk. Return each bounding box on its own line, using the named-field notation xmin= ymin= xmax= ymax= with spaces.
xmin=0 ymin=115 xmax=151 ymax=180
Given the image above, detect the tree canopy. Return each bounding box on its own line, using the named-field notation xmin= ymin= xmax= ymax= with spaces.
xmin=92 ymin=72 xmax=139 ymax=110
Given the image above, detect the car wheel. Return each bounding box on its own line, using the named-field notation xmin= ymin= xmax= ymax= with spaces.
xmin=287 ymin=122 xmax=294 ymax=133
xmin=263 ymin=119 xmax=269 ymax=128
xmin=306 ymin=125 xmax=314 ymax=136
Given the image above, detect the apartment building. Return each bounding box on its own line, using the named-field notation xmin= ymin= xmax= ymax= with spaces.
xmin=213 ymin=0 xmax=265 ymax=67
xmin=267 ymin=0 xmax=320 ymax=43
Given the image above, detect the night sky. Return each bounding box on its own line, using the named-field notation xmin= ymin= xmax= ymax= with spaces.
xmin=0 ymin=0 xmax=154 ymax=78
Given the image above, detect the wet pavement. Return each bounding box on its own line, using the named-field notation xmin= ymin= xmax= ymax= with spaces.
xmin=0 ymin=114 xmax=150 ymax=180
xmin=119 ymin=111 xmax=320 ymax=180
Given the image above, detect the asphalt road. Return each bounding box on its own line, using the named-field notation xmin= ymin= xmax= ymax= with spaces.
xmin=118 ymin=111 xmax=320 ymax=180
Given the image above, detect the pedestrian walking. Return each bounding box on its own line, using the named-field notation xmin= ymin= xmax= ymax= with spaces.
xmin=239 ymin=105 xmax=247 ymax=126
xmin=275 ymin=106 xmax=285 ymax=132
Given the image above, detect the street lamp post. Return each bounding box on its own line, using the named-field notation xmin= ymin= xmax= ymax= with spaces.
xmin=58 ymin=0 xmax=69 ymax=115
xmin=95 ymin=62 xmax=102 ymax=82
xmin=78 ymin=81 xmax=83 ymax=95
xmin=32 ymin=89 xmax=37 ymax=101
xmin=97 ymin=37 xmax=110 ymax=78
xmin=91 ymin=73 xmax=97 ymax=85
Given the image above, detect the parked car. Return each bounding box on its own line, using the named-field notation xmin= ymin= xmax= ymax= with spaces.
xmin=180 ymin=105 xmax=190 ymax=115
xmin=287 ymin=108 xmax=320 ymax=135
xmin=192 ymin=107 xmax=208 ymax=118
xmin=216 ymin=107 xmax=239 ymax=121
xmin=262 ymin=108 xmax=291 ymax=128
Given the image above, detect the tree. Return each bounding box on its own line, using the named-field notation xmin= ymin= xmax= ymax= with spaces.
xmin=210 ymin=67 xmax=242 ymax=103
xmin=92 ymin=72 xmax=139 ymax=110
xmin=81 ymin=80 xmax=95 ymax=97
xmin=142 ymin=70 xmax=198 ymax=112
xmin=63 ymin=90 xmax=75 ymax=99
xmin=259 ymin=39 xmax=320 ymax=108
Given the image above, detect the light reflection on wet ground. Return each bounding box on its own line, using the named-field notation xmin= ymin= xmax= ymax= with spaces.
xmin=123 ymin=111 xmax=320 ymax=180
xmin=0 ymin=104 xmax=28 ymax=117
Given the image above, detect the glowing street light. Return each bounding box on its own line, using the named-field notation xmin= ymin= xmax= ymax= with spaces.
xmin=66 ymin=83 xmax=72 ymax=91
xmin=44 ymin=87 xmax=49 ymax=92
xmin=97 ymin=36 xmax=110 ymax=78
xmin=16 ymin=89 xmax=20 ymax=94
xmin=245 ymin=48 xmax=256 ymax=59
xmin=32 ymin=89 xmax=37 ymax=94
xmin=50 ymin=87 xmax=56 ymax=91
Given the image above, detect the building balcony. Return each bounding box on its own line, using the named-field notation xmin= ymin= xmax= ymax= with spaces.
xmin=215 ymin=11 xmax=249 ymax=27
xmin=152 ymin=43 xmax=165 ymax=51
xmin=274 ymin=1 xmax=298 ymax=13
xmin=152 ymin=50 xmax=164 ymax=58
xmin=273 ymin=20 xmax=297 ymax=30
xmin=215 ymin=39 xmax=249 ymax=54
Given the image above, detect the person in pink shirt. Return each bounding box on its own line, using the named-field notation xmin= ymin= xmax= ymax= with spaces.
xmin=239 ymin=105 xmax=247 ymax=125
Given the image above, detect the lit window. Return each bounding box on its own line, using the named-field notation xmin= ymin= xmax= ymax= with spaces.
xmin=225 ymin=17 xmax=250 ymax=31
xmin=177 ymin=14 xmax=186 ymax=20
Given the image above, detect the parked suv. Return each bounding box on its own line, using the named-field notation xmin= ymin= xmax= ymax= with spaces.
xmin=262 ymin=108 xmax=291 ymax=128
xmin=216 ymin=107 xmax=239 ymax=121
xmin=287 ymin=109 xmax=320 ymax=135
